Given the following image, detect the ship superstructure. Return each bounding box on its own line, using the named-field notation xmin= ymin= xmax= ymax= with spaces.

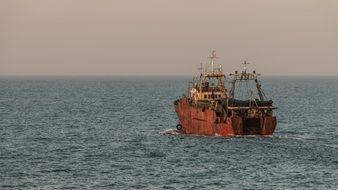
xmin=189 ymin=51 xmax=227 ymax=102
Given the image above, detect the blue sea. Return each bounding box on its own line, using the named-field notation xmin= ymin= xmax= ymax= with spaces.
xmin=1 ymin=76 xmax=338 ymax=189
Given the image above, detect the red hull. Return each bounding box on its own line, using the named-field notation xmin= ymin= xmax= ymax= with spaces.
xmin=174 ymin=98 xmax=276 ymax=136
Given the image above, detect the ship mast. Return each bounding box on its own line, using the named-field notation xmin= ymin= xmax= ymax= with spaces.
xmin=242 ymin=60 xmax=249 ymax=74
xmin=208 ymin=50 xmax=217 ymax=73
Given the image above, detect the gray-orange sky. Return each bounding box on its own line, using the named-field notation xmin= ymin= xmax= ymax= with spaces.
xmin=0 ymin=0 xmax=338 ymax=76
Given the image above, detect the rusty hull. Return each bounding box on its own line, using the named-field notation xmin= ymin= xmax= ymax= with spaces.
xmin=174 ymin=98 xmax=276 ymax=136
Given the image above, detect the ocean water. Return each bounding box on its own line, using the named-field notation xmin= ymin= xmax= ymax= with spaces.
xmin=1 ymin=76 xmax=338 ymax=189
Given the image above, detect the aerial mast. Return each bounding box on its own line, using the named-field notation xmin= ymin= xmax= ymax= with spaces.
xmin=242 ymin=60 xmax=249 ymax=74
xmin=208 ymin=50 xmax=217 ymax=73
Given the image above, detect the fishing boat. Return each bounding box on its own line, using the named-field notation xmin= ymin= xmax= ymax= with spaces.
xmin=173 ymin=51 xmax=277 ymax=136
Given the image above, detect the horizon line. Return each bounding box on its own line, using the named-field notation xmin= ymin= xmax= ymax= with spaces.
xmin=0 ymin=74 xmax=338 ymax=78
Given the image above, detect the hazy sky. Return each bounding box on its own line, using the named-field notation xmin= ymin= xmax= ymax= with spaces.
xmin=1 ymin=0 xmax=338 ymax=76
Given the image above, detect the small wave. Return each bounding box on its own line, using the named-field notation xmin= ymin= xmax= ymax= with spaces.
xmin=234 ymin=135 xmax=259 ymax=138
xmin=40 ymin=168 xmax=71 ymax=173
xmin=322 ymin=143 xmax=338 ymax=148
xmin=161 ymin=129 xmax=278 ymax=138
xmin=160 ymin=128 xmax=182 ymax=135
xmin=160 ymin=129 xmax=216 ymax=137
xmin=147 ymin=151 xmax=166 ymax=158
